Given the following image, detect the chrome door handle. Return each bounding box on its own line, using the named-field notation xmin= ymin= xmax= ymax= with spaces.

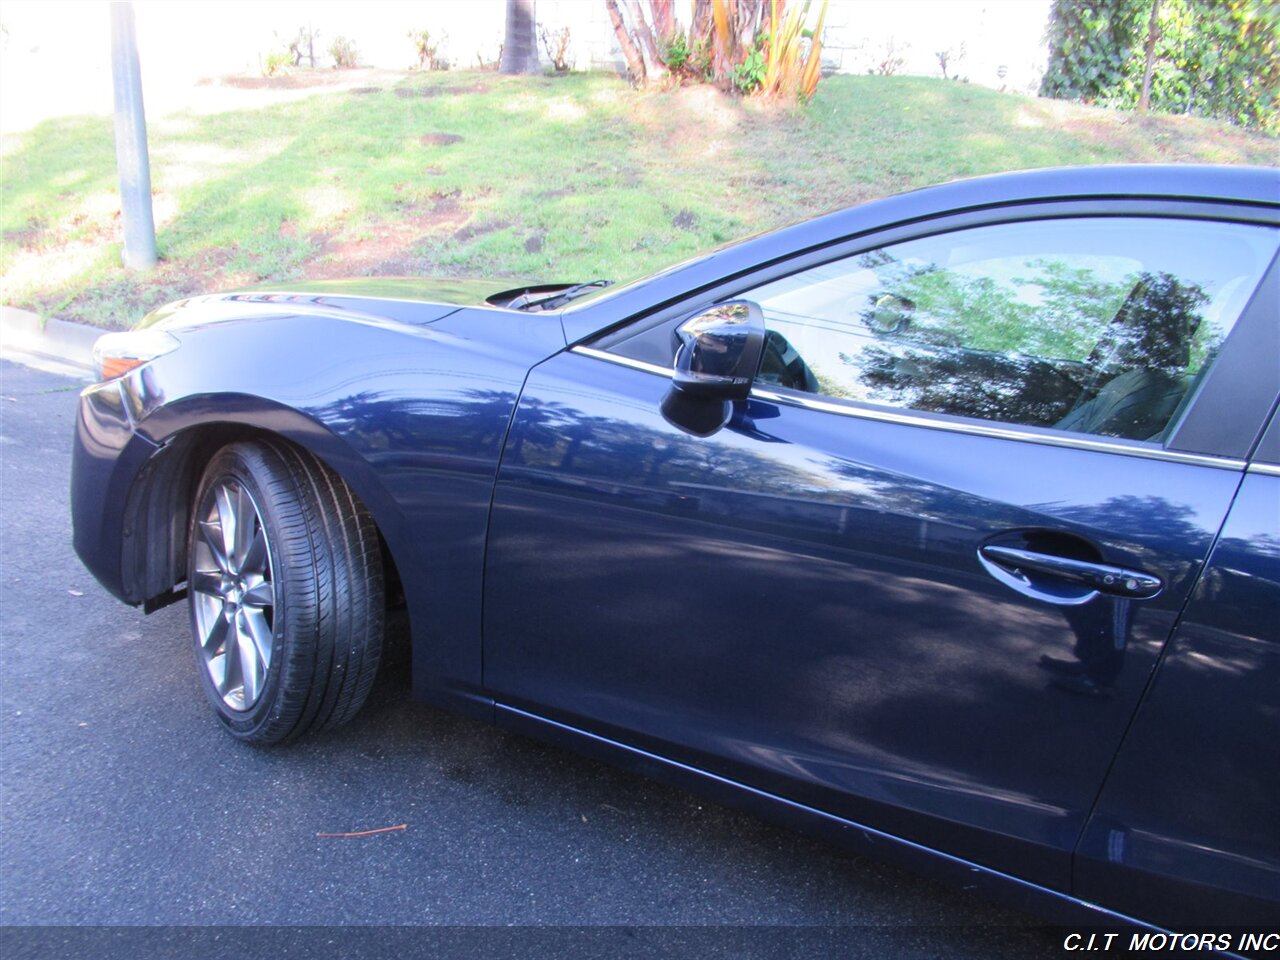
xmin=979 ymin=545 xmax=1163 ymax=600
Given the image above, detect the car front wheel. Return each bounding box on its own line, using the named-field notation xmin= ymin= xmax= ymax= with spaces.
xmin=187 ymin=440 xmax=384 ymax=743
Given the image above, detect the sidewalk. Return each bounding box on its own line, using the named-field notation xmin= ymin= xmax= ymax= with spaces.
xmin=0 ymin=306 xmax=99 ymax=380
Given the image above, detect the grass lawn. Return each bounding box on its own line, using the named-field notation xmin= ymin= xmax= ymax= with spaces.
xmin=2 ymin=69 xmax=1275 ymax=330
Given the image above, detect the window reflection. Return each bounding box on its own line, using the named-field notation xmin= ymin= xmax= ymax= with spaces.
xmin=747 ymin=219 xmax=1276 ymax=443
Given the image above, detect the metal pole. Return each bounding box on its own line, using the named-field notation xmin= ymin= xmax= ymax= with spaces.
xmin=110 ymin=1 xmax=157 ymax=270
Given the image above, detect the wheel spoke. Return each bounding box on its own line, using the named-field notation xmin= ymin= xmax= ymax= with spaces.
xmin=198 ymin=602 xmax=230 ymax=653
xmin=241 ymin=527 xmax=268 ymax=576
xmin=206 ymin=650 xmax=229 ymax=694
xmin=242 ymin=579 xmax=273 ymax=609
xmin=229 ymin=486 xmax=257 ymax=571
xmin=190 ymin=569 xmax=224 ymax=597
xmin=213 ymin=484 xmax=240 ymax=573
xmin=218 ymin=624 xmax=242 ymax=699
xmin=243 ymin=608 xmax=272 ymax=684
xmin=197 ymin=518 xmax=230 ymax=573
xmin=235 ymin=612 xmax=262 ymax=707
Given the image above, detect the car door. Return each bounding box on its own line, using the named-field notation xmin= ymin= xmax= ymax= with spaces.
xmin=1074 ymin=396 xmax=1280 ymax=926
xmin=483 ymin=208 xmax=1279 ymax=892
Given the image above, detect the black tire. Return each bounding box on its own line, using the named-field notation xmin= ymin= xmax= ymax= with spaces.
xmin=186 ymin=440 xmax=384 ymax=744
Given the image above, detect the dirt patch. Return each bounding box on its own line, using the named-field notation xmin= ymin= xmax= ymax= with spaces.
xmin=349 ymin=87 xmax=383 ymax=95
xmin=454 ymin=219 xmax=511 ymax=242
xmin=3 ymin=219 xmax=48 ymax=251
xmin=656 ymin=84 xmax=742 ymax=136
xmin=6 ymin=208 xmax=116 ymax=260
xmin=536 ymin=187 xmax=575 ymax=200
xmin=524 ymin=234 xmax=545 ymax=253
xmin=1012 ymin=98 xmax=1276 ymax=165
xmin=215 ymin=72 xmax=354 ymax=90
xmin=397 ymin=188 xmax=462 ymax=211
xmin=30 ymin=248 xmax=261 ymax=330
xmin=420 ymin=133 xmax=464 ymax=146
xmin=306 ymin=234 xmax=423 ymax=279
xmin=671 ymin=209 xmax=698 ymax=231
xmin=366 ymin=256 xmax=433 ymax=276
xmin=106 ymin=68 xmax=414 ymax=123
xmin=394 ymin=83 xmax=489 ymax=99
xmin=301 ymin=192 xmax=468 ymax=279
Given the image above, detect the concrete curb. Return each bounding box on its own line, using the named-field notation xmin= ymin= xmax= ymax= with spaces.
xmin=0 ymin=306 xmax=101 ymax=372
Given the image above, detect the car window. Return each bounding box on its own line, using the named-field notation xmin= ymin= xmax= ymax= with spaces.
xmin=745 ymin=218 xmax=1277 ymax=444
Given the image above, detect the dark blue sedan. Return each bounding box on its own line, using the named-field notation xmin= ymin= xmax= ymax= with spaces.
xmin=72 ymin=166 xmax=1279 ymax=931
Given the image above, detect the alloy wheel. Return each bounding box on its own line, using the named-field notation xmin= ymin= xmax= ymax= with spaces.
xmin=190 ymin=479 xmax=275 ymax=711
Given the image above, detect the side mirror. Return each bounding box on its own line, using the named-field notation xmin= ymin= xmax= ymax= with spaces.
xmin=661 ymin=300 xmax=766 ymax=437
xmin=671 ymin=300 xmax=766 ymax=400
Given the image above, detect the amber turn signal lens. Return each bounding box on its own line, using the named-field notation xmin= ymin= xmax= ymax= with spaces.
xmin=92 ymin=330 xmax=180 ymax=382
xmin=98 ymin=356 xmax=144 ymax=380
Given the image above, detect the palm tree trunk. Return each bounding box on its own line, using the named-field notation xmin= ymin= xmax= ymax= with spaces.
xmin=500 ymin=0 xmax=541 ymax=75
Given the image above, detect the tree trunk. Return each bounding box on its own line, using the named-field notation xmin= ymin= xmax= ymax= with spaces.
xmin=690 ymin=0 xmax=713 ymax=44
xmin=1138 ymin=0 xmax=1161 ymax=113
xmin=650 ymin=0 xmax=677 ymax=42
xmin=711 ymin=0 xmax=736 ymax=84
xmin=624 ymin=0 xmax=668 ymax=80
xmin=500 ymin=0 xmax=540 ymax=75
xmin=736 ymin=0 xmax=765 ymax=54
xmin=605 ymin=0 xmax=647 ymax=83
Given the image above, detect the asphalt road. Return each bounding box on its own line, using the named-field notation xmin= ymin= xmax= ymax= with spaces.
xmin=0 ymin=359 xmax=1064 ymax=959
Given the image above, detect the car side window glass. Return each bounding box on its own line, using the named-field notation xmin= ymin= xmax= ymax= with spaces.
xmin=745 ymin=218 xmax=1277 ymax=443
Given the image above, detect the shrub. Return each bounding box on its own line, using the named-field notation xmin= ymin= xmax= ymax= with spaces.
xmin=409 ymin=28 xmax=447 ymax=70
xmin=538 ymin=24 xmax=572 ymax=72
xmin=664 ymin=32 xmax=714 ymax=81
xmin=289 ymin=25 xmax=321 ymax=68
xmin=605 ymin=0 xmax=829 ymax=102
xmin=261 ymin=50 xmax=292 ymax=77
xmin=329 ymin=35 xmax=359 ymax=69
xmin=1041 ymin=0 xmax=1279 ymax=132
xmin=936 ymin=42 xmax=966 ymax=81
xmin=732 ymin=45 xmax=767 ymax=94
xmin=870 ymin=37 xmax=907 ymax=76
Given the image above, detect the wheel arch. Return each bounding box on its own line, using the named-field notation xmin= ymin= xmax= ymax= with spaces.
xmin=123 ymin=399 xmax=413 ymax=633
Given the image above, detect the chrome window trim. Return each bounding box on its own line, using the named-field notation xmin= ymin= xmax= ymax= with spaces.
xmin=569 ymin=346 xmax=1247 ymax=472
xmin=573 ymin=346 xmax=669 ymax=377
xmin=1248 ymin=462 xmax=1280 ymax=477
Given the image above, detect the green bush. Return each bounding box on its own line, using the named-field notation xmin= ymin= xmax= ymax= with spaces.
xmin=664 ymin=32 xmax=713 ymax=82
xmin=1041 ymin=0 xmax=1279 ymax=133
xmin=732 ymin=45 xmax=767 ymax=95
xmin=329 ymin=35 xmax=359 ymax=69
xmin=409 ymin=28 xmax=446 ymax=70
xmin=261 ymin=50 xmax=292 ymax=78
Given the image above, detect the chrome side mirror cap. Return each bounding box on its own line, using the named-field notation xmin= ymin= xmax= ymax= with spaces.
xmin=671 ymin=300 xmax=766 ymax=400
xmin=661 ymin=300 xmax=766 ymax=437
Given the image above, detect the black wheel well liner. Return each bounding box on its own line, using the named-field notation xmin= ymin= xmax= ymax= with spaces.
xmin=121 ymin=424 xmax=404 ymax=618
